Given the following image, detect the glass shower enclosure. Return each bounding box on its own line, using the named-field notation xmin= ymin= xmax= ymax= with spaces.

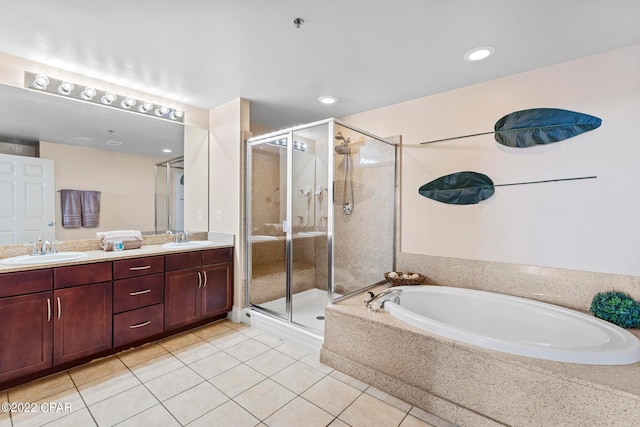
xmin=246 ymin=119 xmax=397 ymax=335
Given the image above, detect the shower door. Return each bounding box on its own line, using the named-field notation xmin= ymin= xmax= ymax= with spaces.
xmin=247 ymin=135 xmax=290 ymax=321
xmin=247 ymin=123 xmax=331 ymax=333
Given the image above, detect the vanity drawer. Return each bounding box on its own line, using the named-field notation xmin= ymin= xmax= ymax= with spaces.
xmin=165 ymin=251 xmax=202 ymax=271
xmin=202 ymin=247 xmax=233 ymax=266
xmin=114 ymin=256 xmax=164 ymax=280
xmin=113 ymin=273 xmax=164 ymax=313
xmin=54 ymin=262 xmax=112 ymax=289
xmin=113 ymin=303 xmax=164 ymax=347
xmin=0 ymin=269 xmax=53 ymax=298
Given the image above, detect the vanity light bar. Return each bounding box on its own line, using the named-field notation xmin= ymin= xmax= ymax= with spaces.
xmin=24 ymin=72 xmax=184 ymax=123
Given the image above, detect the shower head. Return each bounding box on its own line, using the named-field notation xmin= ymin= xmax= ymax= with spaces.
xmin=335 ymin=132 xmax=347 ymax=141
xmin=334 ymin=132 xmax=351 ymax=154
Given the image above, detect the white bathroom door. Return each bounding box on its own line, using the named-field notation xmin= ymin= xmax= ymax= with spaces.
xmin=0 ymin=154 xmax=55 ymax=245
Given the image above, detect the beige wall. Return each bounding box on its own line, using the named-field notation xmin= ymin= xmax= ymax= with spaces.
xmin=40 ymin=142 xmax=164 ymax=240
xmin=340 ymin=44 xmax=640 ymax=277
xmin=183 ymin=126 xmax=209 ymax=232
xmin=209 ymin=98 xmax=251 ymax=310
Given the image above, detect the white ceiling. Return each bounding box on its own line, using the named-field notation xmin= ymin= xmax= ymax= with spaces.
xmin=0 ymin=0 xmax=639 ymax=131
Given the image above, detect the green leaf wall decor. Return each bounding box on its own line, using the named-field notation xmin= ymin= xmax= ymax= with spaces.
xmin=420 ymin=108 xmax=602 ymax=147
xmin=419 ymin=171 xmax=597 ymax=205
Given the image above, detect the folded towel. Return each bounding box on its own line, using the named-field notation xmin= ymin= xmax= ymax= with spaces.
xmin=61 ymin=190 xmax=82 ymax=228
xmin=100 ymin=239 xmax=143 ymax=251
xmin=81 ymin=191 xmax=101 ymax=227
xmin=96 ymin=230 xmax=143 ymax=240
xmin=97 ymin=230 xmax=143 ymax=251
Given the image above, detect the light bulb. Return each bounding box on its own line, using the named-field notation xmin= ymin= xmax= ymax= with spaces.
xmin=32 ymin=74 xmax=50 ymax=90
xmin=58 ymin=81 xmax=74 ymax=95
xmin=101 ymin=92 xmax=117 ymax=105
xmin=80 ymin=87 xmax=97 ymax=100
xmin=138 ymin=101 xmax=153 ymax=113
xmin=120 ymin=97 xmax=136 ymax=109
xmin=155 ymin=106 xmax=170 ymax=116
xmin=169 ymin=108 xmax=184 ymax=120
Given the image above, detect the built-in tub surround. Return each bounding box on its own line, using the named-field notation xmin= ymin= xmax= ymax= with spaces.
xmin=396 ymin=252 xmax=640 ymax=313
xmin=321 ymin=285 xmax=640 ymax=427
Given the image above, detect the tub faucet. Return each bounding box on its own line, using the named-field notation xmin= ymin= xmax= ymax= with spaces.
xmin=364 ymin=288 xmax=403 ymax=312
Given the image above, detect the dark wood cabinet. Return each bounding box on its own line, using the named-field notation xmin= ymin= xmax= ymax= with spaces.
xmin=113 ymin=303 xmax=164 ymax=347
xmin=164 ymin=248 xmax=233 ymax=330
xmin=113 ymin=256 xmax=165 ymax=347
xmin=0 ymin=245 xmax=233 ymax=388
xmin=201 ymin=262 xmax=233 ymax=319
xmin=51 ymin=261 xmax=113 ymax=365
xmin=53 ymin=281 xmax=113 ymax=365
xmin=164 ymin=267 xmax=203 ymax=330
xmin=0 ymin=291 xmax=53 ymax=383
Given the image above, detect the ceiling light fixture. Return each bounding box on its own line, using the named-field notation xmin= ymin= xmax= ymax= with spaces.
xmin=162 ymin=148 xmax=172 ymax=153
xmin=464 ymin=46 xmax=495 ymax=62
xmin=24 ymin=71 xmax=185 ymax=122
xmin=318 ymin=95 xmax=337 ymax=105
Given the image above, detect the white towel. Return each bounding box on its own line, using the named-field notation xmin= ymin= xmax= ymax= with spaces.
xmin=97 ymin=230 xmax=143 ymax=251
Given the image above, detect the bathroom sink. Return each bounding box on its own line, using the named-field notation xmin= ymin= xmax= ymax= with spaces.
xmin=162 ymin=240 xmax=216 ymax=250
xmin=0 ymin=252 xmax=89 ymax=266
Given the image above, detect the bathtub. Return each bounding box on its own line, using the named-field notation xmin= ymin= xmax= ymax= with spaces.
xmin=382 ymin=286 xmax=640 ymax=365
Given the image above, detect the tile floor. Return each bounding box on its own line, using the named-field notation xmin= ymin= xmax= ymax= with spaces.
xmin=0 ymin=320 xmax=454 ymax=427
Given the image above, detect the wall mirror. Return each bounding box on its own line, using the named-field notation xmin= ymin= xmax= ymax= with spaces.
xmin=0 ymin=83 xmax=209 ymax=245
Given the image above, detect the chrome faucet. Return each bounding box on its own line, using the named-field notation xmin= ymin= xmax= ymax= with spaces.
xmin=364 ymin=288 xmax=403 ymax=312
xmin=31 ymin=237 xmax=56 ymax=255
xmin=175 ymin=232 xmax=190 ymax=243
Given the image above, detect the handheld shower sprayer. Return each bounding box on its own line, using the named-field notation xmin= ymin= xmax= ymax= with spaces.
xmin=334 ymin=132 xmax=354 ymax=215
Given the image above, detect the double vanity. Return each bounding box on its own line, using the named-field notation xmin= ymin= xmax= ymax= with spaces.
xmin=0 ymin=239 xmax=234 ymax=390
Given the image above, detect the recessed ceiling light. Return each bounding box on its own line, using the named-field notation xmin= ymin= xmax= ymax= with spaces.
xmin=464 ymin=46 xmax=495 ymax=62
xmin=162 ymin=148 xmax=172 ymax=153
xmin=318 ymin=96 xmax=337 ymax=105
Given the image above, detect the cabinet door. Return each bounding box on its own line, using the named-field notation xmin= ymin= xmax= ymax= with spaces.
xmin=53 ymin=282 xmax=112 ymax=365
xmin=0 ymin=292 xmax=53 ymax=384
xmin=164 ymin=268 xmax=201 ymax=330
xmin=201 ymin=263 xmax=233 ymax=320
